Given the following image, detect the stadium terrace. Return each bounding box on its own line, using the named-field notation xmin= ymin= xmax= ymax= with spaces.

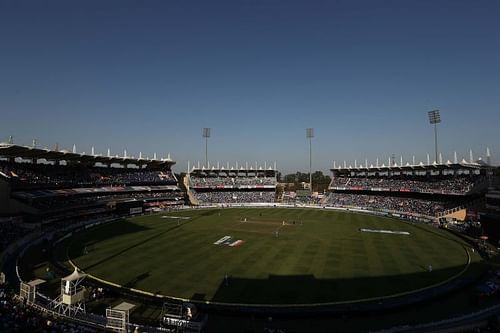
xmin=187 ymin=165 xmax=278 ymax=205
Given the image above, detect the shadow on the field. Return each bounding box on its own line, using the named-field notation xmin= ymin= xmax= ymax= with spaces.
xmin=208 ymin=262 xmax=485 ymax=305
xmin=67 ymin=219 xmax=151 ymax=262
xmin=191 ymin=293 xmax=207 ymax=301
xmin=84 ymin=219 xmax=151 ymax=246
xmin=124 ymin=271 xmax=151 ymax=289
xmin=78 ymin=219 xmax=193 ymax=271
xmin=198 ymin=209 xmax=219 ymax=217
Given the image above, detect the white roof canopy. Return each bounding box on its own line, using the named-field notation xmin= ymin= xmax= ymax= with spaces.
xmin=63 ymin=268 xmax=87 ymax=281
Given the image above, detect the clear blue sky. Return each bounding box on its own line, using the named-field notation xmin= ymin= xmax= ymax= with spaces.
xmin=1 ymin=0 xmax=498 ymax=174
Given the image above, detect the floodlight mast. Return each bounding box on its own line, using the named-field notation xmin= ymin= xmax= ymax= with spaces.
xmin=427 ymin=110 xmax=441 ymax=163
xmin=306 ymin=128 xmax=314 ymax=192
xmin=202 ymin=128 xmax=211 ymax=168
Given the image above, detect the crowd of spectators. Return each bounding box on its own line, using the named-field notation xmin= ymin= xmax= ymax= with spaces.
xmin=194 ymin=190 xmax=275 ymax=204
xmin=0 ymin=219 xmax=30 ymax=254
xmin=0 ymin=162 xmax=176 ymax=189
xmin=190 ymin=175 xmax=277 ymax=204
xmin=0 ymin=284 xmax=98 ymax=333
xmin=25 ymin=191 xmax=183 ymax=211
xmin=324 ymin=193 xmax=446 ymax=216
xmin=41 ymin=210 xmax=117 ymax=228
xmin=190 ymin=176 xmax=277 ymax=187
xmin=93 ymin=170 xmax=175 ymax=186
xmin=329 ymin=176 xmax=481 ymax=194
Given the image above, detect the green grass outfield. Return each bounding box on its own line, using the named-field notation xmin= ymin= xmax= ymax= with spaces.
xmin=67 ymin=207 xmax=479 ymax=305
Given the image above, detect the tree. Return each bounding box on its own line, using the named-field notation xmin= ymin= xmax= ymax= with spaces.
xmin=281 ymin=170 xmax=331 ymax=193
xmin=284 ymin=173 xmax=296 ymax=183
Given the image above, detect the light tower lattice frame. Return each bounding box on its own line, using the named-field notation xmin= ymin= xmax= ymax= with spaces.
xmin=202 ymin=128 xmax=211 ymax=168
xmin=306 ymin=128 xmax=314 ymax=192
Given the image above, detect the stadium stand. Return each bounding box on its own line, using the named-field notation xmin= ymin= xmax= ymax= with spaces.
xmin=0 ymin=143 xmax=184 ymax=221
xmin=325 ymin=159 xmax=491 ymax=217
xmin=328 ymin=175 xmax=481 ymax=195
xmin=325 ymin=193 xmax=447 ymax=216
xmin=0 ymin=161 xmax=177 ymax=189
xmin=194 ymin=190 xmax=275 ymax=204
xmin=187 ymin=165 xmax=277 ymax=205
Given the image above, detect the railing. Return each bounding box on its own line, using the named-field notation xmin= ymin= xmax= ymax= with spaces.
xmin=11 ymin=292 xmax=107 ymax=332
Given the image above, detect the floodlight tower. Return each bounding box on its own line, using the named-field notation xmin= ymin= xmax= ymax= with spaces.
xmin=428 ymin=110 xmax=441 ymax=163
xmin=202 ymin=128 xmax=211 ymax=168
xmin=306 ymin=128 xmax=314 ymax=192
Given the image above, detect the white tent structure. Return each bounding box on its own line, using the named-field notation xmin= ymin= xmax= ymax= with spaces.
xmin=51 ymin=268 xmax=87 ymax=316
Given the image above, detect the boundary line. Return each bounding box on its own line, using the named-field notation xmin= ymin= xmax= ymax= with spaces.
xmin=67 ymin=241 xmax=472 ymax=309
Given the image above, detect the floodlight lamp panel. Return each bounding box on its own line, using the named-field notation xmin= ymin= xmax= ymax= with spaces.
xmin=306 ymin=128 xmax=314 ymax=138
xmin=428 ymin=110 xmax=441 ymax=124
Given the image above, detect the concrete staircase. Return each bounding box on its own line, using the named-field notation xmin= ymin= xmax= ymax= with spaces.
xmin=183 ymin=175 xmax=199 ymax=206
